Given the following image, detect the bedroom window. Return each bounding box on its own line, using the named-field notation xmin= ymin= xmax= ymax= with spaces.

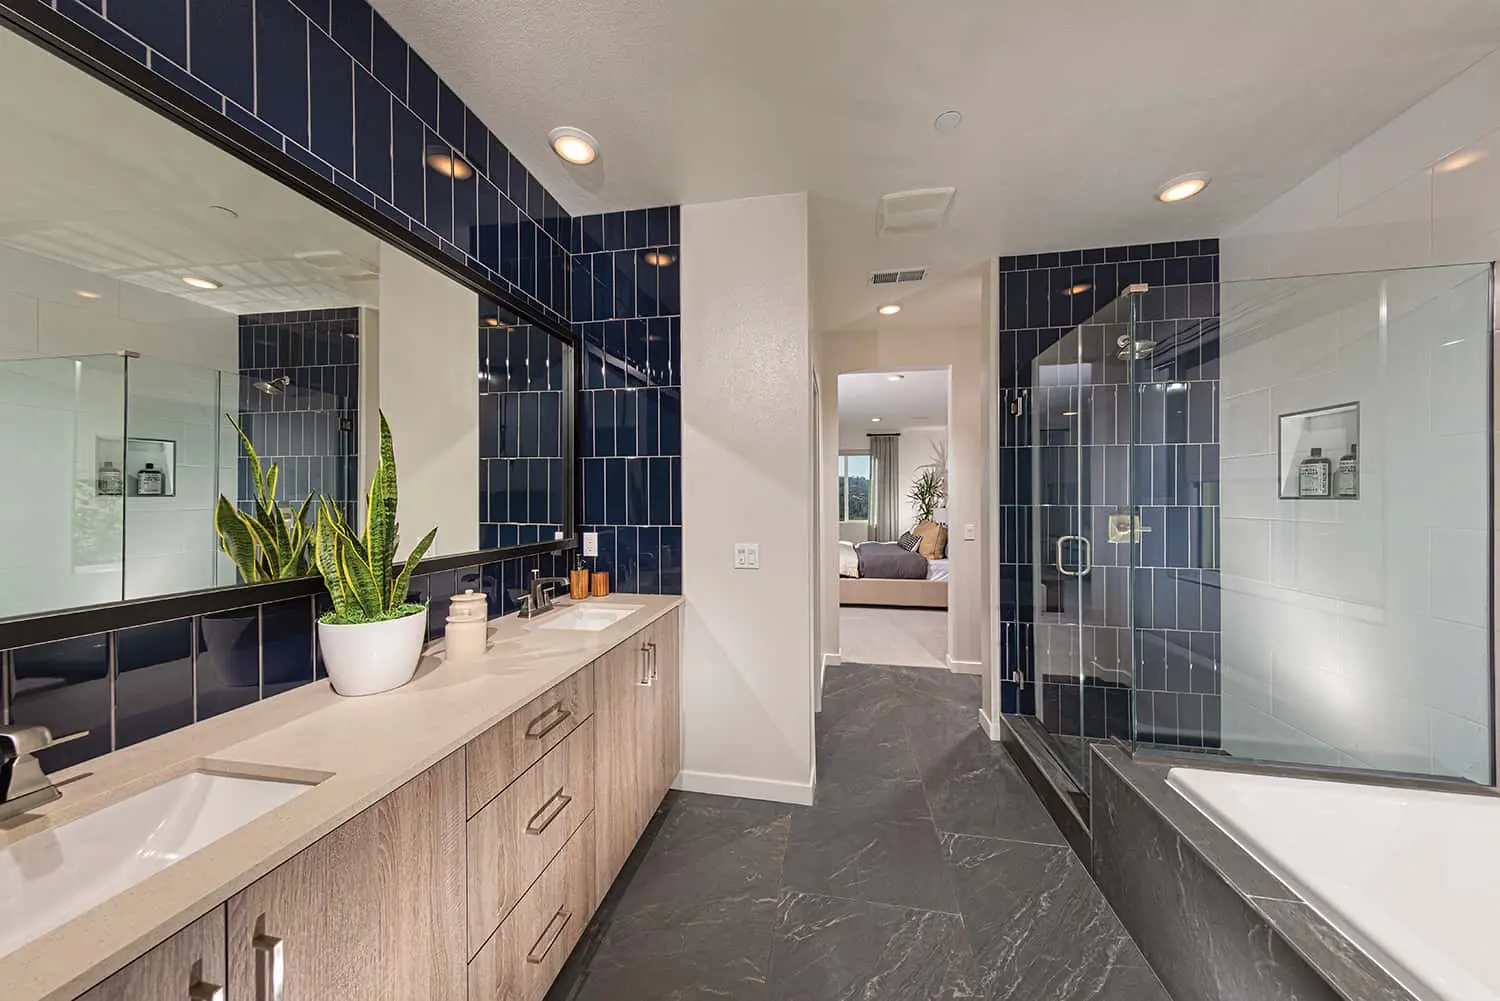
xmin=838 ymin=452 xmax=871 ymax=522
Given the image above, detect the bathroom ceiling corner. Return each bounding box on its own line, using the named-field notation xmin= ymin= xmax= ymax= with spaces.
xmin=372 ymin=0 xmax=1500 ymax=332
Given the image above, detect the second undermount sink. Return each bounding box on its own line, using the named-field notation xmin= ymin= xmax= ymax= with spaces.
xmin=537 ymin=604 xmax=643 ymax=631
xmin=0 ymin=769 xmax=314 ymax=960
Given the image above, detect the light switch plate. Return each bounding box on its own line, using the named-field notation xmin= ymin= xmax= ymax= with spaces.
xmin=583 ymin=532 xmax=599 ymax=557
xmin=734 ymin=543 xmax=760 ymax=569
xmin=963 ymin=523 xmax=977 ymax=541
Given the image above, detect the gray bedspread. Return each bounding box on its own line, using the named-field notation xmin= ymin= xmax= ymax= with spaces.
xmin=856 ymin=542 xmax=930 ymax=580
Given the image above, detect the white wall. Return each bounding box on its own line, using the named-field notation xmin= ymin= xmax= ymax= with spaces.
xmin=896 ymin=428 xmax=946 ymax=534
xmin=376 ymin=242 xmax=479 ymax=558
xmin=680 ymin=192 xmax=816 ymax=804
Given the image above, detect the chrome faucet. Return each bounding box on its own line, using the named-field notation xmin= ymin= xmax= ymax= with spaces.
xmin=518 ymin=569 xmax=570 ymax=619
xmin=0 ymin=725 xmax=87 ymax=821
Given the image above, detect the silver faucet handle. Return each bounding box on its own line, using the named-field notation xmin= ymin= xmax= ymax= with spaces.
xmin=0 ymin=725 xmax=87 ymax=757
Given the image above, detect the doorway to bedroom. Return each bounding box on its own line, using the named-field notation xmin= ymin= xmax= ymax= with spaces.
xmin=836 ymin=369 xmax=950 ymax=669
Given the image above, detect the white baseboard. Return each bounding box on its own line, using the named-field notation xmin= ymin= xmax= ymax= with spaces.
xmin=946 ymin=655 xmax=983 ymax=676
xmin=674 ymin=768 xmax=816 ymax=806
xmin=978 ymin=706 xmax=1004 ymax=741
xmin=823 ymin=651 xmax=842 ymax=667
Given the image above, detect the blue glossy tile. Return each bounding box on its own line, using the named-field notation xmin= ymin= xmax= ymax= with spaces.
xmin=519 ymin=391 xmax=541 ymax=458
xmin=646 ymin=206 xmax=670 ymax=246
xmin=638 ymin=388 xmax=660 ymax=456
xmin=488 ymin=459 xmax=510 ymax=522
xmin=591 ymin=253 xmax=614 ymax=321
xmin=571 ymin=256 xmax=593 ymax=323
xmin=353 ymin=66 xmax=391 ymax=200
xmin=256 ymin=0 xmax=310 ymax=144
xmin=603 ymin=321 xmax=626 ymax=389
xmin=660 ymin=388 xmax=681 ymax=455
xmin=149 ymin=51 xmax=223 ymax=111
xmin=583 ymin=458 xmax=606 ymax=524
xmin=9 ymin=633 xmax=112 ymax=769
xmin=116 ymin=619 xmax=194 ymax=748
xmin=636 ymin=526 xmax=661 ymax=594
xmin=613 ymin=250 xmax=636 ymax=318
xmin=581 ymin=213 xmax=605 ymax=254
xmin=288 ymin=0 xmax=328 ymax=29
xmin=660 ymin=526 xmax=682 ymax=593
xmin=635 ymin=251 xmax=660 ymax=317
xmin=498 ymin=196 xmax=520 ymax=286
xmin=548 ymin=459 xmax=564 ymax=525
xmin=605 ymin=458 xmax=627 ymax=525
xmin=407 ymin=50 xmax=439 ymax=129
xmin=437 ymin=80 xmax=464 ymax=145
xmin=453 ymin=157 xmax=478 ymax=258
xmin=602 ymin=211 xmax=625 ymax=252
xmin=506 ymin=154 xmax=529 ymax=213
xmin=464 ymin=110 xmax=489 ymax=175
xmin=262 ymin=598 xmax=314 ymax=696
xmin=657 ymin=249 xmax=680 ymax=315
xmin=623 ymin=209 xmax=648 ymax=249
xmin=370 ymin=10 xmax=406 ymax=98
xmin=476 ymin=177 xmax=501 ymax=273
xmin=616 ymin=527 xmax=639 ymax=594
xmin=539 ymin=391 xmax=561 ymax=457
xmin=309 ymin=29 xmax=354 ymax=175
xmin=499 ymin=392 xmax=520 ymax=456
xmin=390 ymin=104 xmax=426 ymax=219
xmin=192 ymin=605 xmax=261 ymax=722
xmin=670 ymin=456 xmax=682 ymax=525
xmin=649 ymin=456 xmax=671 ymax=525
xmin=111 ymin=0 xmax=188 ymax=65
xmin=615 ymin=388 xmax=637 ymax=456
xmin=424 ymin=130 xmax=453 ymax=243
xmin=646 ymin=317 xmax=670 ymax=386
xmin=189 ymin=0 xmax=253 ymax=108
xmin=592 ymin=389 xmax=616 ymax=457
xmin=423 ymin=570 xmax=457 ymax=639
xmin=329 ymin=0 xmax=371 ymax=67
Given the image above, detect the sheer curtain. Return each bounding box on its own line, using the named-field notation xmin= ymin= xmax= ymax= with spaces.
xmin=867 ymin=434 xmax=900 ymax=542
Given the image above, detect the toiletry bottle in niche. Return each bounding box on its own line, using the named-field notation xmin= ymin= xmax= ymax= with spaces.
xmin=1299 ymin=448 xmax=1332 ymax=498
xmin=97 ymin=460 xmax=123 ymax=496
xmin=136 ymin=462 xmax=165 ymax=496
xmin=1335 ymin=444 xmax=1359 ymax=498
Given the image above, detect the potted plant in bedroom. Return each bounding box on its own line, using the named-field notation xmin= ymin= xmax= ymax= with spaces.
xmin=313 ymin=411 xmax=438 ymax=697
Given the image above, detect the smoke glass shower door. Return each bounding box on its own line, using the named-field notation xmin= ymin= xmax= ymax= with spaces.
xmin=1029 ymin=288 xmax=1144 ymax=787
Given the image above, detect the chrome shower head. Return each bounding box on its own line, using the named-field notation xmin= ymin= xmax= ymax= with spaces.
xmin=252 ymin=375 xmax=292 ymax=395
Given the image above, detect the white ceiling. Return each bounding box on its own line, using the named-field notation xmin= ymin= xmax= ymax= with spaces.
xmin=372 ymin=0 xmax=1500 ymax=333
xmin=0 ymin=30 xmax=380 ymax=314
xmin=838 ymin=369 xmax=948 ymax=439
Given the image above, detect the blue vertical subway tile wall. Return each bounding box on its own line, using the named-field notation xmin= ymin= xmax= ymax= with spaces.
xmin=237 ymin=309 xmax=360 ymax=523
xmin=997 ymin=240 xmax=1221 ymax=749
xmin=50 ymin=0 xmax=572 ymax=326
xmin=572 ymin=206 xmax=682 ymax=595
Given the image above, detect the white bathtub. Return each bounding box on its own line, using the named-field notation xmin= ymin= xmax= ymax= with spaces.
xmin=1167 ymin=767 xmax=1500 ymax=1001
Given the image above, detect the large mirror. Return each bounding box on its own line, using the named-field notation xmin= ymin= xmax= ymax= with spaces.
xmin=0 ymin=25 xmax=572 ymax=621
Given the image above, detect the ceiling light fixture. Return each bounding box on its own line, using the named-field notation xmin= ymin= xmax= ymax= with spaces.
xmin=1062 ymin=283 xmax=1092 ymax=296
xmin=181 ymin=276 xmax=221 ymax=290
xmin=878 ymin=304 xmax=902 ymax=316
xmin=934 ymin=110 xmax=962 ymax=133
xmin=870 ymin=417 xmax=882 ymax=423
xmin=74 ymin=290 xmax=102 ymax=300
xmin=1062 ymin=410 xmax=1079 ymax=417
xmin=641 ymin=250 xmax=675 ymax=267
xmin=887 ymin=374 xmax=905 ymax=382
xmin=1156 ymin=173 xmax=1210 ymax=203
xmin=483 ymin=317 xmax=500 ymax=327
xmin=1435 ymin=149 xmax=1487 ymax=174
xmin=549 ymin=126 xmax=598 ymax=165
xmin=425 ymin=147 xmax=473 ymax=180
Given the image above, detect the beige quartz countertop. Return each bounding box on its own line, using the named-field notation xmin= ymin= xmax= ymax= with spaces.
xmin=0 ymin=594 xmax=682 ymax=1001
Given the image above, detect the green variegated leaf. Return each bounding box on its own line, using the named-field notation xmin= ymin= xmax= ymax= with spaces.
xmin=390 ymin=526 xmax=438 ymax=607
xmin=214 ymin=496 xmax=260 ymax=583
xmin=314 ymin=501 xmax=347 ymax=614
xmin=226 ymin=414 xmax=265 ymax=499
xmin=366 ymin=458 xmax=391 ymax=599
xmin=339 ymin=543 xmax=382 ymax=617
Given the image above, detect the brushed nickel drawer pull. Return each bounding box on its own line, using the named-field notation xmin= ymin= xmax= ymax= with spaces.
xmin=525 ymin=702 xmax=572 ymax=740
xmin=638 ymin=643 xmax=652 ymax=686
xmin=526 ymin=907 xmax=573 ymax=964
xmin=525 ymin=788 xmax=573 ymax=834
xmin=253 ymin=932 xmax=284 ymax=1001
xmin=188 ymin=982 xmax=225 ymax=1001
xmin=647 ymin=641 xmax=658 ymax=682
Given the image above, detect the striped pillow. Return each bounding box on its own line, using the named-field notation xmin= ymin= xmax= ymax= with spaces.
xmin=897 ymin=531 xmax=921 ymax=552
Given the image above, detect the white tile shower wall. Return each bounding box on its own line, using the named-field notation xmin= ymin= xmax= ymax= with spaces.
xmin=1218 ymin=267 xmax=1492 ymax=782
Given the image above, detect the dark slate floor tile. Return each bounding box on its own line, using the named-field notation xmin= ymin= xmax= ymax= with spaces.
xmin=904 ymin=700 xmax=1068 ymax=845
xmin=888 ymin=664 xmax=983 ymax=709
xmin=768 ymin=891 xmax=979 ymax=1001
xmin=783 ymin=777 xmax=959 ymax=913
xmin=943 ymin=833 xmax=1167 ymax=1001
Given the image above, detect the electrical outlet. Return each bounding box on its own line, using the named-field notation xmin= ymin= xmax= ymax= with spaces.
xmin=734 ymin=543 xmax=760 ymax=569
xmin=583 ymin=532 xmax=599 ymax=557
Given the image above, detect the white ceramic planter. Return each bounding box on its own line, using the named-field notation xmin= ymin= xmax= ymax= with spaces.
xmin=317 ymin=608 xmax=426 ymax=697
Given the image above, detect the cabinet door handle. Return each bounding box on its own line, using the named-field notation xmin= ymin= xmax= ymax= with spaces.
xmin=525 ymin=788 xmax=573 ymax=835
xmin=524 ymin=702 xmax=572 ymax=740
xmin=188 ymin=982 xmax=225 ymax=1001
xmin=525 ymin=907 xmax=573 ymax=964
xmin=638 ymin=643 xmax=652 ymax=686
xmin=253 ymin=933 xmax=284 ymax=1001
xmin=647 ymin=641 xmax=658 ymax=682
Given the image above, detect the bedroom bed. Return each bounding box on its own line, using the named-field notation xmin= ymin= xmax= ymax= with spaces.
xmin=838 ymin=539 xmax=949 ymax=609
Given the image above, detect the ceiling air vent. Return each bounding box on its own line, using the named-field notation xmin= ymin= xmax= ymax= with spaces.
xmin=877 ymin=187 xmax=955 ymax=236
xmin=870 ymin=268 xmax=928 ymax=286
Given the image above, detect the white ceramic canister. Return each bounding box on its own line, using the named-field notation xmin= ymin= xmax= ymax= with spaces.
xmin=445 ymin=589 xmax=490 ymax=661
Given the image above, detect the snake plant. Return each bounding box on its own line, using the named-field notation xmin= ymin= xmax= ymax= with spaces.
xmin=214 ymin=415 xmax=314 ymax=582
xmin=314 ymin=411 xmax=437 ymax=625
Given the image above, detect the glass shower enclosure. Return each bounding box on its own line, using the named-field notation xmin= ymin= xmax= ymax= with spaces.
xmin=1009 ymin=262 xmax=1494 ymax=792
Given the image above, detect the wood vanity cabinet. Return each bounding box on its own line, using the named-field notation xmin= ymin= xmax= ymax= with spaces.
xmin=74 ymin=908 xmax=226 ymax=1001
xmin=224 ymin=751 xmax=466 ymax=1001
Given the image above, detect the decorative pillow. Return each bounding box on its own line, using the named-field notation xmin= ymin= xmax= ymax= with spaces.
xmin=912 ymin=520 xmax=948 ymax=560
xmin=897 ymin=532 xmax=921 ymax=552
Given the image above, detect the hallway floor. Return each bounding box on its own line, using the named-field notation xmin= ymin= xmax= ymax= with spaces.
xmin=839 ymin=606 xmax=948 ymax=670
xmin=547 ymin=663 xmax=1169 ymax=1000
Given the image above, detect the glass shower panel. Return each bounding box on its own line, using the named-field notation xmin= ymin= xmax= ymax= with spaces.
xmin=0 ymin=354 xmax=126 ymax=618
xmin=1137 ymin=263 xmax=1494 ymax=785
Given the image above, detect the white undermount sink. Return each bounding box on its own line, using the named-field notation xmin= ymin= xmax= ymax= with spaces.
xmin=0 ymin=770 xmax=314 ymax=959
xmin=537 ymin=604 xmax=643 ymax=631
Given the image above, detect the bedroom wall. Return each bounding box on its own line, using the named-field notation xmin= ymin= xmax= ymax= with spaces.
xmin=897 ymin=428 xmax=947 ymax=534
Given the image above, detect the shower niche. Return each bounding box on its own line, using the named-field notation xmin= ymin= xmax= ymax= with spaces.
xmin=95 ymin=437 xmax=177 ymax=497
xmin=1278 ymin=402 xmax=1359 ymax=500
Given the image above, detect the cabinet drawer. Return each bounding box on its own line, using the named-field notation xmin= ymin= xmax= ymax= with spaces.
xmin=468 ymin=815 xmax=594 ymax=1001
xmin=467 ymin=663 xmax=595 ymax=816
xmin=467 ymin=716 xmax=595 ymax=957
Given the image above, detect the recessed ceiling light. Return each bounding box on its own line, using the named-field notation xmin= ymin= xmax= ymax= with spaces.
xmin=934 ymin=110 xmax=962 ymax=133
xmin=1435 ymin=149 xmax=1487 ymax=174
xmin=878 ymin=304 xmax=902 ymax=316
xmin=1156 ymin=173 xmax=1210 ymax=203
xmin=181 ymin=276 xmax=221 ymax=290
xmin=549 ymin=126 xmax=598 ymax=165
xmin=642 ymin=250 xmax=675 ymax=267
xmin=887 ymin=374 xmax=905 ymax=382
xmin=1062 ymin=283 xmax=1092 ymax=296
xmin=483 ymin=317 xmax=500 ymax=327
xmin=870 ymin=417 xmax=882 ymax=423
xmin=1062 ymin=410 xmax=1079 ymax=417
xmin=74 ymin=289 xmax=102 ymax=300
xmin=425 ymin=147 xmax=473 ymax=180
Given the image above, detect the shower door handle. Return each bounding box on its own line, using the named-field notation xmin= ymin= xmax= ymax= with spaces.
xmin=1055 ymin=534 xmax=1093 ymax=577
